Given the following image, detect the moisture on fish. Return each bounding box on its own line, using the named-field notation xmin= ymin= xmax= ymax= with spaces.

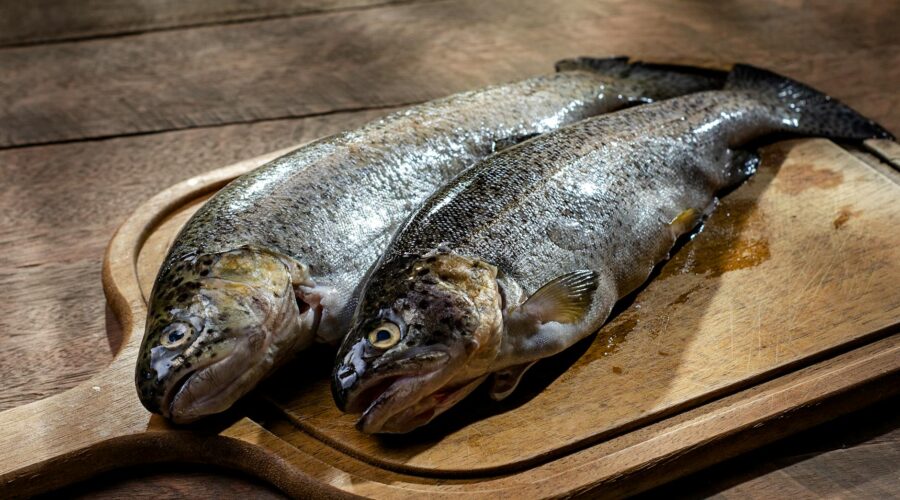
xmin=332 ymin=65 xmax=891 ymax=434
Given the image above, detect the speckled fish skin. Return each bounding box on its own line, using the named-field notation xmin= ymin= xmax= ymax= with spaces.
xmin=333 ymin=64 xmax=892 ymax=434
xmin=136 ymin=57 xmax=729 ymax=422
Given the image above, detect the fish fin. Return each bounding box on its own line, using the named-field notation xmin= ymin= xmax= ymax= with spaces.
xmin=557 ymin=57 xmax=728 ymax=99
xmin=669 ymin=208 xmax=702 ymax=236
xmin=519 ymin=270 xmax=598 ymax=324
xmin=488 ymin=361 xmax=537 ymax=401
xmin=725 ymin=64 xmax=892 ymax=141
xmin=555 ymin=56 xmax=630 ymax=75
xmin=732 ymin=149 xmax=760 ymax=177
xmin=499 ymin=273 xmax=610 ymax=368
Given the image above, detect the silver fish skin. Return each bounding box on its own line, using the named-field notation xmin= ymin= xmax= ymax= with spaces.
xmin=136 ymin=57 xmax=727 ymax=422
xmin=333 ymin=65 xmax=892 ymax=434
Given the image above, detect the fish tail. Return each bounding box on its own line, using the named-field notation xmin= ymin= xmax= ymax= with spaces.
xmin=725 ymin=64 xmax=893 ymax=141
xmin=556 ymin=56 xmax=728 ymax=98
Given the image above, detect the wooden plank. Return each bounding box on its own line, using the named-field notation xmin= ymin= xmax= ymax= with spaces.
xmin=647 ymin=394 xmax=900 ymax=498
xmin=0 ymin=0 xmax=422 ymax=47
xmin=0 ymin=108 xmax=392 ymax=412
xmin=1 ymin=0 xmax=897 ymax=147
xmin=865 ymin=138 xmax=900 ymax=168
xmin=65 ymin=416 xmax=900 ymax=500
xmin=53 ymin=465 xmax=288 ymax=500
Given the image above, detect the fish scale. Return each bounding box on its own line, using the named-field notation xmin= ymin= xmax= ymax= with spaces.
xmin=382 ymin=93 xmax=793 ymax=295
xmin=335 ymin=64 xmax=892 ymax=434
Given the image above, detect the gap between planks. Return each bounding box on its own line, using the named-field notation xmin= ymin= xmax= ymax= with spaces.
xmin=1 ymin=0 xmax=896 ymax=148
xmin=0 ymin=102 xmax=417 ymax=152
xmin=0 ymin=0 xmax=444 ymax=49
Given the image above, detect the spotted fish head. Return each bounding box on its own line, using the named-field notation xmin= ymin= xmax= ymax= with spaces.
xmin=135 ymin=246 xmax=317 ymax=423
xmin=332 ymin=250 xmax=503 ymax=433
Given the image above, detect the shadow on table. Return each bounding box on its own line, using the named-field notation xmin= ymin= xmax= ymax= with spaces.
xmin=636 ymin=392 xmax=900 ymax=498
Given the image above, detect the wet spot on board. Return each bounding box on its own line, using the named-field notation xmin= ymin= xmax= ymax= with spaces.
xmin=660 ymin=199 xmax=771 ymax=279
xmin=611 ymin=366 xmax=623 ymax=375
xmin=570 ymin=314 xmax=637 ymax=368
xmin=669 ymin=283 xmax=703 ymax=307
xmin=833 ymin=205 xmax=861 ymax=230
xmin=775 ymin=163 xmax=843 ymax=195
xmin=597 ymin=316 xmax=636 ymax=357
xmin=701 ymin=238 xmax=771 ymax=277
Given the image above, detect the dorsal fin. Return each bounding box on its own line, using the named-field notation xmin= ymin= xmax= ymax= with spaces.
xmin=555 ymin=56 xmax=630 ymax=75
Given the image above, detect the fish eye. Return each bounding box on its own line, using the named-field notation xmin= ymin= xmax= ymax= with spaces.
xmin=366 ymin=321 xmax=401 ymax=349
xmin=161 ymin=323 xmax=192 ymax=349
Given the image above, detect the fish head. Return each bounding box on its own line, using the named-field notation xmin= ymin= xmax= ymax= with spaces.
xmin=332 ymin=251 xmax=504 ymax=433
xmin=136 ymin=246 xmax=318 ymax=423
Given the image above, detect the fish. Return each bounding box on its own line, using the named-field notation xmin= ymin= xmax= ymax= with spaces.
xmin=136 ymin=57 xmax=729 ymax=422
xmin=332 ymin=64 xmax=892 ymax=434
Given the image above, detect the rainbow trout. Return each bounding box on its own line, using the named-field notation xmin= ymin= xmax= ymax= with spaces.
xmin=332 ymin=65 xmax=891 ymax=433
xmin=136 ymin=57 xmax=727 ymax=422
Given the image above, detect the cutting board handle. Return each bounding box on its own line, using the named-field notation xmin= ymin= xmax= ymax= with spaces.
xmin=0 ymin=148 xmax=299 ymax=498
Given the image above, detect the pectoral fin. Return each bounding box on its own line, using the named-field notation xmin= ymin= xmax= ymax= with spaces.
xmin=497 ymin=270 xmax=601 ymax=369
xmin=669 ymin=208 xmax=702 ymax=237
xmin=488 ymin=361 xmax=537 ymax=401
xmin=519 ymin=270 xmax=598 ymax=324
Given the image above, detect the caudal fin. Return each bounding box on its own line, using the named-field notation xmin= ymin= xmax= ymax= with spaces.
xmin=725 ymin=64 xmax=893 ymax=141
xmin=556 ymin=56 xmax=728 ymax=100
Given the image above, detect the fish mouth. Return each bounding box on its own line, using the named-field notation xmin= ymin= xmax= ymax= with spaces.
xmin=361 ymin=375 xmax=487 ymax=434
xmin=344 ymin=349 xmax=481 ymax=434
xmin=161 ymin=352 xmax=226 ymax=423
xmin=163 ymin=286 xmax=320 ymax=423
xmin=163 ymin=333 xmax=272 ymax=423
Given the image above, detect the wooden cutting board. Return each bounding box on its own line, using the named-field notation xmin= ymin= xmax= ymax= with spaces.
xmin=0 ymin=138 xmax=898 ymax=498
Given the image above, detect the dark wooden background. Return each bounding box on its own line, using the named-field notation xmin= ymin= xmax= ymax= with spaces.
xmin=1 ymin=0 xmax=897 ymax=497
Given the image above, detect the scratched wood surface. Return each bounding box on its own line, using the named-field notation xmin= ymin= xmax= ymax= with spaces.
xmin=2 ymin=0 xmax=899 ymax=496
xmin=130 ymin=138 xmax=900 ymax=474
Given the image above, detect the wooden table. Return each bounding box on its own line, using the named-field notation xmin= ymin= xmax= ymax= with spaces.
xmin=1 ymin=0 xmax=897 ymax=497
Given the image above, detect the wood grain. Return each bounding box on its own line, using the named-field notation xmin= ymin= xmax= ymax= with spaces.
xmin=1 ymin=0 xmax=897 ymax=147
xmin=0 ymin=108 xmax=391 ymax=412
xmin=0 ymin=0 xmax=423 ymax=47
xmin=50 ymin=465 xmax=288 ymax=500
